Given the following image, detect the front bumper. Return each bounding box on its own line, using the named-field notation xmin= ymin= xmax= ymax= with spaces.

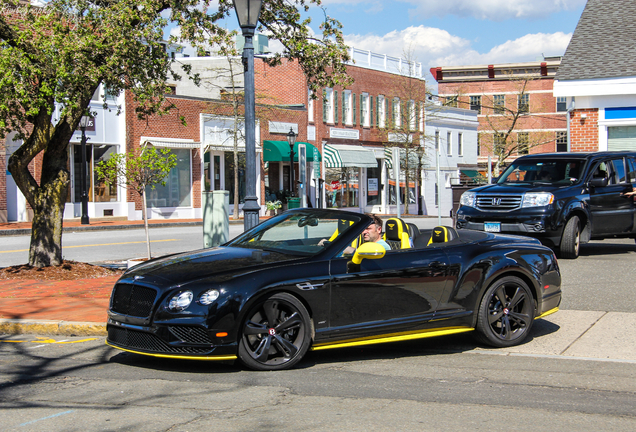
xmin=456 ymin=207 xmax=564 ymax=247
xmin=106 ymin=319 xmax=238 ymax=360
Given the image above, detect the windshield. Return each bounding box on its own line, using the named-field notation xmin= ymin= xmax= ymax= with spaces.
xmin=227 ymin=211 xmax=364 ymax=256
xmin=498 ymin=159 xmax=587 ymax=185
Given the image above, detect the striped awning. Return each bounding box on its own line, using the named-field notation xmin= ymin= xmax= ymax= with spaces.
xmin=384 ymin=147 xmax=393 ymax=169
xmin=141 ymin=137 xmax=201 ymax=149
xmin=324 ymin=144 xmax=378 ymax=168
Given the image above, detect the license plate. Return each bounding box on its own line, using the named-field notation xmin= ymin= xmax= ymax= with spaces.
xmin=484 ymin=222 xmax=501 ymax=233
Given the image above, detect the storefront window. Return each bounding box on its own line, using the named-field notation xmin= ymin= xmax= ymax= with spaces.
xmin=93 ymin=145 xmax=118 ymax=202
xmin=366 ymin=161 xmax=382 ymax=206
xmin=326 ymin=167 xmax=359 ymax=208
xmin=225 ymin=151 xmax=246 ymax=205
xmin=146 ymin=148 xmax=192 ymax=208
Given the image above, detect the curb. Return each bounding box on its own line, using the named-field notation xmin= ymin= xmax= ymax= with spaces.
xmin=0 ymin=319 xmax=106 ymax=336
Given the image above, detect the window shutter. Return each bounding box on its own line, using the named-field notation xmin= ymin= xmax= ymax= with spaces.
xmin=342 ymin=91 xmax=346 ymax=123
xmin=370 ymin=95 xmax=374 ymax=128
xmin=322 ymin=89 xmax=327 ymax=123
xmin=334 ymin=90 xmax=339 ymax=124
xmin=376 ymin=96 xmax=380 ymax=127
xmin=360 ymin=94 xmax=364 ymax=126
xmin=415 ymin=102 xmax=419 ymax=132
xmin=353 ymin=93 xmax=357 ymax=126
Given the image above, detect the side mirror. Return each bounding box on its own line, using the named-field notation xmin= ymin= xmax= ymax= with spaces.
xmin=588 ymin=177 xmax=608 ymax=188
xmin=351 ymin=242 xmax=386 ymax=265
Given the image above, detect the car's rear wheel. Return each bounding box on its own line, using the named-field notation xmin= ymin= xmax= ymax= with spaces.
xmin=560 ymin=216 xmax=580 ymax=259
xmin=238 ymin=293 xmax=312 ymax=371
xmin=475 ymin=276 xmax=535 ymax=347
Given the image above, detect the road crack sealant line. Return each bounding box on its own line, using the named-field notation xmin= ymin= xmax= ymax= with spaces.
xmin=558 ymin=311 xmax=608 ymax=356
xmin=468 ymin=349 xmax=636 ymax=364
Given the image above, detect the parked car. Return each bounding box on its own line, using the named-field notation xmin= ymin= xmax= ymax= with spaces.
xmin=106 ymin=209 xmax=561 ymax=371
xmin=456 ymin=151 xmax=636 ymax=258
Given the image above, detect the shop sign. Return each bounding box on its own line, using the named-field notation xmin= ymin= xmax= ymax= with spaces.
xmin=331 ymin=180 xmax=341 ymax=190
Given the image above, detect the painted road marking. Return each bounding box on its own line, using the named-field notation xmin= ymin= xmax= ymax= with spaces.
xmin=1 ymin=239 xmax=177 ymax=253
xmin=19 ymin=410 xmax=74 ymax=427
xmin=0 ymin=338 xmax=97 ymax=345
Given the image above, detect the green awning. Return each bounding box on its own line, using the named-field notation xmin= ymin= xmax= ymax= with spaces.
xmin=263 ymin=140 xmax=321 ymax=162
xmin=461 ymin=169 xmax=484 ymax=179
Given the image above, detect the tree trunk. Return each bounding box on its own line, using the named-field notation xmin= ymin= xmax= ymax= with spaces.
xmin=28 ymin=180 xmax=68 ymax=267
xmin=8 ymin=133 xmax=70 ymax=267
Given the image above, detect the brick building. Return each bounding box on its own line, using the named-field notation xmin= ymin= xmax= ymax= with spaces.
xmin=554 ymin=0 xmax=636 ymax=153
xmin=432 ymin=58 xmax=569 ymax=170
xmin=2 ymin=47 xmax=441 ymax=222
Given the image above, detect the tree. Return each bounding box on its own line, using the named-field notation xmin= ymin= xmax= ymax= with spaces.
xmin=381 ymin=50 xmax=428 ymax=214
xmin=95 ymin=145 xmax=177 ymax=260
xmin=0 ymin=0 xmax=351 ymax=267
xmin=446 ymin=76 xmax=554 ymax=176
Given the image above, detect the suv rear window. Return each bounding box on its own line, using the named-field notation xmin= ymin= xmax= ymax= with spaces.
xmin=498 ymin=159 xmax=587 ymax=185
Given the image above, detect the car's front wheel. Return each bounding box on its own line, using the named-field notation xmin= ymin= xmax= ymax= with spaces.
xmin=560 ymin=216 xmax=580 ymax=259
xmin=475 ymin=276 xmax=535 ymax=347
xmin=238 ymin=293 xmax=312 ymax=371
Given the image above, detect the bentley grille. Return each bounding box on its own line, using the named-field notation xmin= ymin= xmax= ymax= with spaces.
xmin=476 ymin=195 xmax=523 ymax=211
xmin=110 ymin=283 xmax=157 ymax=318
xmin=108 ymin=326 xmax=212 ymax=354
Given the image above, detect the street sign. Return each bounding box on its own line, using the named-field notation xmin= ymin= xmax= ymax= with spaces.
xmin=331 ymin=180 xmax=341 ymax=190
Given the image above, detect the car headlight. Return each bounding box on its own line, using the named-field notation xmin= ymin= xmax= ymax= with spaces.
xmin=199 ymin=289 xmax=220 ymax=305
xmin=522 ymin=192 xmax=554 ymax=208
xmin=168 ymin=291 xmax=193 ymax=311
xmin=460 ymin=191 xmax=476 ymax=208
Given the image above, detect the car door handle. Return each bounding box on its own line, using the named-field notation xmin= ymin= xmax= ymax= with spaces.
xmin=429 ymin=261 xmax=446 ymax=268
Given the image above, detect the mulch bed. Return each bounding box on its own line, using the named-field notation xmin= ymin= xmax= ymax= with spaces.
xmin=0 ymin=260 xmax=123 ymax=281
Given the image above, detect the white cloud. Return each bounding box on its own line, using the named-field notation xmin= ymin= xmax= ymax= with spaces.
xmin=345 ymin=26 xmax=572 ymax=87
xmin=401 ymin=0 xmax=586 ymax=21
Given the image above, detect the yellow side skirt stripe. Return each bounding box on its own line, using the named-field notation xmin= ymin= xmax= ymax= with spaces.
xmin=535 ymin=307 xmax=559 ymax=320
xmin=311 ymin=326 xmax=474 ymax=351
xmin=105 ymin=340 xmax=237 ymax=361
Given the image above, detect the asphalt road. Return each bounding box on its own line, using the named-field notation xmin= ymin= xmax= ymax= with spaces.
xmin=1 ymin=334 xmax=635 ymax=431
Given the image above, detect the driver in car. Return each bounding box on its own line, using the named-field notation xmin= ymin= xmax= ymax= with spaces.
xmin=327 ymin=213 xmax=391 ymax=255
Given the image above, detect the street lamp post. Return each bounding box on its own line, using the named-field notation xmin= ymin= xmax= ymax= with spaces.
xmin=287 ymin=128 xmax=297 ymax=196
xmin=416 ymin=145 xmax=424 ymax=216
xmin=79 ymin=115 xmax=91 ymax=225
xmin=233 ymin=0 xmax=263 ymax=231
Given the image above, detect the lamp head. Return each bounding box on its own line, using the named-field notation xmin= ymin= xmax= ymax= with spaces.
xmin=232 ymin=0 xmax=263 ymax=30
xmin=79 ymin=116 xmax=91 ymax=129
xmin=287 ymin=127 xmax=297 ymax=148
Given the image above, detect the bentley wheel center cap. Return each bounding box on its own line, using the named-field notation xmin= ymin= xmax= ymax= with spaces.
xmin=268 ymin=328 xmax=276 ymax=336
xmin=503 ymin=308 xmax=510 ymax=315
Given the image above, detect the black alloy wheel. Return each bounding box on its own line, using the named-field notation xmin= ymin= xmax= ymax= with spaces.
xmin=238 ymin=292 xmax=312 ymax=371
xmin=476 ymin=276 xmax=535 ymax=347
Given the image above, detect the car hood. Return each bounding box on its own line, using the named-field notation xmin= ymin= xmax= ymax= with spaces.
xmin=123 ymin=246 xmax=302 ymax=285
xmin=471 ymin=183 xmax=565 ymax=194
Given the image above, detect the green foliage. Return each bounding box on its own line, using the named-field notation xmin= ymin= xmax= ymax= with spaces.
xmin=95 ymin=146 xmax=177 ymax=197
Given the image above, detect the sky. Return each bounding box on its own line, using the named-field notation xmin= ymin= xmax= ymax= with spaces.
xmin=174 ymin=0 xmax=587 ymax=89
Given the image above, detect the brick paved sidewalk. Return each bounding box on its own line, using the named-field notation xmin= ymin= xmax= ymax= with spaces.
xmin=0 ymin=276 xmax=117 ymax=324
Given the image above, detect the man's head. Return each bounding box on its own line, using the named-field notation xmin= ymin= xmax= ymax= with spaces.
xmin=362 ymin=213 xmax=383 ymax=243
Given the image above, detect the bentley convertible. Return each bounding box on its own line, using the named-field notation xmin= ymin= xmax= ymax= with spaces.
xmin=106 ymin=209 xmax=562 ymax=371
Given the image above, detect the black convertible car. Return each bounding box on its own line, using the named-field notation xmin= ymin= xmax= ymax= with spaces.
xmin=106 ymin=209 xmax=562 ymax=371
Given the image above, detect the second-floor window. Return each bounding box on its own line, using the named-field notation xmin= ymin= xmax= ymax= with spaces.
xmin=518 ymin=94 xmax=529 ymax=113
xmin=361 ymin=93 xmax=370 ymax=127
xmin=458 ymin=132 xmax=463 ymax=156
xmin=392 ymin=97 xmax=401 ymax=127
xmin=447 ymin=131 xmax=452 ymax=155
xmin=493 ymin=94 xmax=505 ymax=114
xmin=377 ymin=95 xmax=386 ymax=128
xmin=408 ymin=100 xmax=416 ymax=131
xmin=445 ymin=96 xmax=458 ymax=107
xmin=323 ymin=88 xmax=335 ymax=124
xmin=308 ymin=89 xmax=314 ymax=122
xmin=470 ymin=96 xmax=481 ymax=114
xmin=556 ymin=96 xmax=567 ymax=112
xmin=343 ymin=90 xmax=353 ymax=125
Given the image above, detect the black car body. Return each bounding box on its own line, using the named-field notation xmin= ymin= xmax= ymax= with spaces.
xmin=456 ymin=151 xmax=636 ymax=258
xmin=106 ymin=209 xmax=561 ymax=370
